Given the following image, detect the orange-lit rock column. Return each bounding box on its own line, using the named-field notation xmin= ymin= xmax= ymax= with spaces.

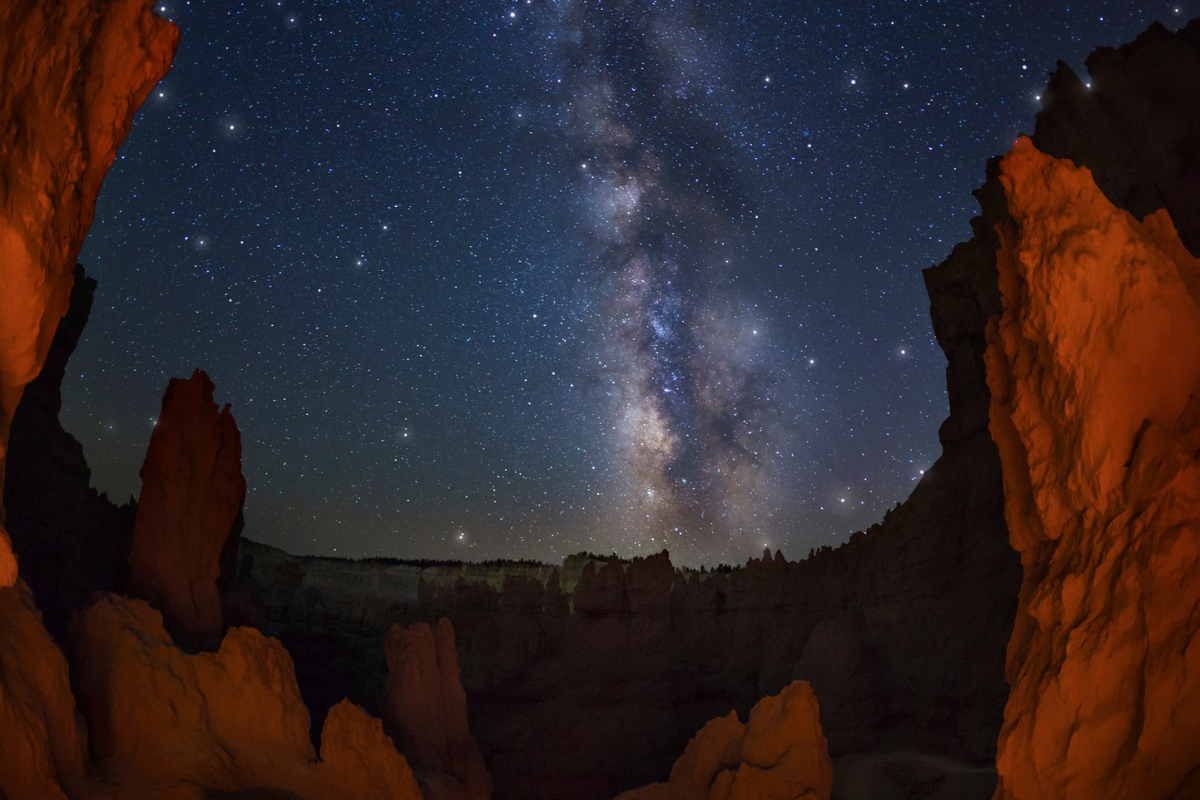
xmin=986 ymin=137 xmax=1200 ymax=799
xmin=0 ymin=0 xmax=178 ymax=586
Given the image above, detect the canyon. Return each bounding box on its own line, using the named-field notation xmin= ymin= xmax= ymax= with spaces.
xmin=2 ymin=4 xmax=1199 ymax=799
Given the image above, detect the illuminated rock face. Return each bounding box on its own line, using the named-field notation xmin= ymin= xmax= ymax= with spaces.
xmin=0 ymin=0 xmax=178 ymax=587
xmin=614 ymin=681 xmax=833 ymax=800
xmin=71 ymin=591 xmax=423 ymax=799
xmin=128 ymin=369 xmax=246 ymax=646
xmin=0 ymin=582 xmax=95 ymax=800
xmin=986 ymin=137 xmax=1200 ymax=799
xmin=382 ymin=618 xmax=493 ymax=800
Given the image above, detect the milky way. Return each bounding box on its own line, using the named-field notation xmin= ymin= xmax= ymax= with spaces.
xmin=67 ymin=0 xmax=1173 ymax=566
xmin=541 ymin=0 xmax=782 ymax=559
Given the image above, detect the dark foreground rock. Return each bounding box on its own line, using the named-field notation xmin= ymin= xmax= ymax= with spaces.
xmin=3 ymin=265 xmax=136 ymax=642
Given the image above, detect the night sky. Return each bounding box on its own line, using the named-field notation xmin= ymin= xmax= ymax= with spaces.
xmin=69 ymin=0 xmax=1183 ymax=566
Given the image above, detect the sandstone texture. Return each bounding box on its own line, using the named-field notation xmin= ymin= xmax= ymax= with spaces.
xmin=382 ymin=618 xmax=492 ymax=800
xmin=71 ymin=592 xmax=422 ymax=799
xmin=0 ymin=0 xmax=177 ymax=587
xmin=979 ymin=20 xmax=1200 ymax=800
xmin=986 ymin=138 xmax=1200 ymax=799
xmin=4 ymin=265 xmax=137 ymax=640
xmin=128 ymin=369 xmax=247 ymax=646
xmin=615 ymin=680 xmax=833 ymax=800
xmin=0 ymin=581 xmax=96 ymax=800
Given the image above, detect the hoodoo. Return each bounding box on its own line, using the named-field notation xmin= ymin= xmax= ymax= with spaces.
xmin=127 ymin=369 xmax=246 ymax=647
xmin=382 ymin=618 xmax=493 ymax=800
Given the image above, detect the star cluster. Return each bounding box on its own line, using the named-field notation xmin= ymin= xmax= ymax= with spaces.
xmin=69 ymin=0 xmax=1179 ymax=565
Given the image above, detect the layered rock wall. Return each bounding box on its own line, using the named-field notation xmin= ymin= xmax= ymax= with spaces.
xmin=236 ymin=529 xmax=1016 ymax=799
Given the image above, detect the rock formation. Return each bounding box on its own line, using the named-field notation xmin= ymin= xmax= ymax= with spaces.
xmin=236 ymin=505 xmax=1017 ymax=800
xmin=382 ymin=618 xmax=492 ymax=800
xmin=615 ymin=680 xmax=833 ymax=800
xmin=1031 ymin=21 xmax=1200 ymax=257
xmin=71 ymin=591 xmax=423 ymax=799
xmin=986 ymin=138 xmax=1200 ymax=799
xmin=0 ymin=0 xmax=178 ymax=587
xmin=0 ymin=581 xmax=97 ymax=800
xmin=975 ymin=20 xmax=1200 ymax=800
xmin=4 ymin=265 xmax=137 ymax=641
xmin=128 ymin=369 xmax=247 ymax=647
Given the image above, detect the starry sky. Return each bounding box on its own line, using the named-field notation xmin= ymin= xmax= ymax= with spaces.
xmin=69 ymin=0 xmax=1185 ymax=566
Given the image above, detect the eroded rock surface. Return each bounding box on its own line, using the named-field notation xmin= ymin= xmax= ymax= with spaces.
xmin=128 ymin=369 xmax=246 ymax=646
xmin=615 ymin=680 xmax=833 ymax=800
xmin=382 ymin=618 xmax=492 ymax=800
xmin=72 ymin=592 xmax=423 ymax=799
xmin=986 ymin=138 xmax=1200 ymax=799
xmin=0 ymin=0 xmax=177 ymax=586
xmin=0 ymin=581 xmax=96 ymax=800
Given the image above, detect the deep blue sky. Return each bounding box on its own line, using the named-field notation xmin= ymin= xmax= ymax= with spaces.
xmin=69 ymin=0 xmax=1185 ymax=565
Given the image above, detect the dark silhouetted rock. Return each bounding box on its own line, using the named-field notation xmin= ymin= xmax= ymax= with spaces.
xmin=382 ymin=618 xmax=492 ymax=800
xmin=3 ymin=265 xmax=137 ymax=641
xmin=1033 ymin=20 xmax=1200 ymax=256
xmin=572 ymin=555 xmax=628 ymax=615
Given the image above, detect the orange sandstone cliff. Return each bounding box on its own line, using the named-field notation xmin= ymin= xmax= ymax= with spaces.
xmin=0 ymin=0 xmax=178 ymax=587
xmin=72 ymin=592 xmax=423 ymax=799
xmin=986 ymin=138 xmax=1200 ymax=798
